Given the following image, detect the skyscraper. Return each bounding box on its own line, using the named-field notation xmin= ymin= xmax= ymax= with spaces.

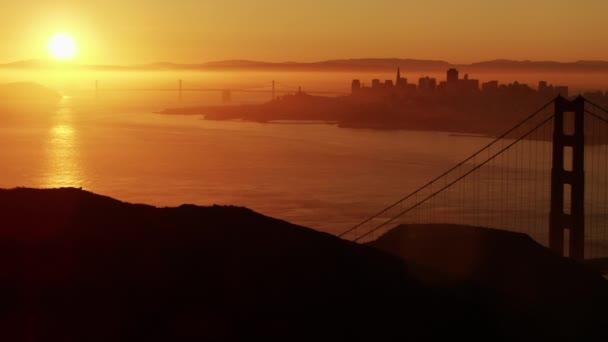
xmin=351 ymin=79 xmax=361 ymax=94
xmin=418 ymin=76 xmax=437 ymax=93
xmin=447 ymin=68 xmax=459 ymax=84
xmin=396 ymin=67 xmax=401 ymax=85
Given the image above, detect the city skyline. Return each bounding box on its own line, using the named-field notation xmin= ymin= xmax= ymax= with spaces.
xmin=1 ymin=1 xmax=608 ymax=64
xmin=351 ymin=67 xmax=571 ymax=97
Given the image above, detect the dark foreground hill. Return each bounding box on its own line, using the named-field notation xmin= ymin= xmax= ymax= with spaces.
xmin=369 ymin=224 xmax=608 ymax=341
xmin=0 ymin=187 xmax=494 ymax=341
xmin=0 ymin=188 xmax=606 ymax=341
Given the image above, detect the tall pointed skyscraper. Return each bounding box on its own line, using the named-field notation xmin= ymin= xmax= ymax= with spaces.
xmin=396 ymin=67 xmax=401 ymax=85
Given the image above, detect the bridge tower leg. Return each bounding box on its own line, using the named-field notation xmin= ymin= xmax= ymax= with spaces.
xmin=550 ymin=96 xmax=585 ymax=260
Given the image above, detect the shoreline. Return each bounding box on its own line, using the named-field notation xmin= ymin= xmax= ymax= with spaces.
xmin=160 ymin=111 xmax=505 ymax=138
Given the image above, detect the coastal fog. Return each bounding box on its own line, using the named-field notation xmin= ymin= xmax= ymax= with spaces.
xmin=2 ymin=68 xmax=608 ymax=107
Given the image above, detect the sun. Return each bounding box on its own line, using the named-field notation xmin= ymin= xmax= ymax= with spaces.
xmin=48 ymin=33 xmax=78 ymax=61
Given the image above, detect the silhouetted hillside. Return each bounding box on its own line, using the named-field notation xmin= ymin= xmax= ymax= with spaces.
xmin=1 ymin=188 xmax=606 ymax=340
xmin=0 ymin=188 xmax=496 ymax=341
xmin=369 ymin=224 xmax=608 ymax=341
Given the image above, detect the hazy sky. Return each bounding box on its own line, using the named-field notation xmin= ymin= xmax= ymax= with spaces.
xmin=1 ymin=0 xmax=607 ymax=64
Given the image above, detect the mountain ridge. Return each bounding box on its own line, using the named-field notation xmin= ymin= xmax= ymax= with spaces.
xmin=3 ymin=58 xmax=608 ymax=72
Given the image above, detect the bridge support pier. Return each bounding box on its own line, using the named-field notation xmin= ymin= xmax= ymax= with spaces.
xmin=550 ymin=96 xmax=585 ymax=260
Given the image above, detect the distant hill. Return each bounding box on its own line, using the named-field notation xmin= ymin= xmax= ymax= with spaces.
xmin=369 ymin=224 xmax=608 ymax=341
xmin=3 ymin=58 xmax=608 ymax=72
xmin=195 ymin=58 xmax=453 ymax=72
xmin=468 ymin=59 xmax=608 ymax=72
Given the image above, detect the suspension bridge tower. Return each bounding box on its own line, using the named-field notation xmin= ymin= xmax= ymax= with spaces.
xmin=550 ymin=96 xmax=585 ymax=259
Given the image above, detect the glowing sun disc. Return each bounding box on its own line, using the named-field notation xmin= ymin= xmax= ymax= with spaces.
xmin=48 ymin=33 xmax=77 ymax=60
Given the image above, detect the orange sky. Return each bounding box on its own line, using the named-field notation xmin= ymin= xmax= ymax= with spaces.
xmin=1 ymin=0 xmax=607 ymax=64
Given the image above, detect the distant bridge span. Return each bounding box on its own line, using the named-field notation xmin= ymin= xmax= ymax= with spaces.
xmin=98 ymin=88 xmax=349 ymax=95
xmin=91 ymin=79 xmax=350 ymax=99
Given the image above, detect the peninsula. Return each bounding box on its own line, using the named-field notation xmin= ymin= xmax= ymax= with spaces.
xmin=161 ymin=68 xmax=608 ymax=135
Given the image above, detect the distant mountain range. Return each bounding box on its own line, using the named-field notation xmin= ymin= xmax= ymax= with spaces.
xmin=2 ymin=58 xmax=608 ymax=72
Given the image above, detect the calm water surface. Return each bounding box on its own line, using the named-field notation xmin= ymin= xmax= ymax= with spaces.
xmin=0 ymin=97 xmax=494 ymax=234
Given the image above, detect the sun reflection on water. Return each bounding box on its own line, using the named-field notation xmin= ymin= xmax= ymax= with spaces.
xmin=42 ymin=96 xmax=84 ymax=188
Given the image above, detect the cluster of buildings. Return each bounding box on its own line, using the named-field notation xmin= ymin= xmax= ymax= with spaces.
xmin=351 ymin=68 xmax=570 ymax=99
